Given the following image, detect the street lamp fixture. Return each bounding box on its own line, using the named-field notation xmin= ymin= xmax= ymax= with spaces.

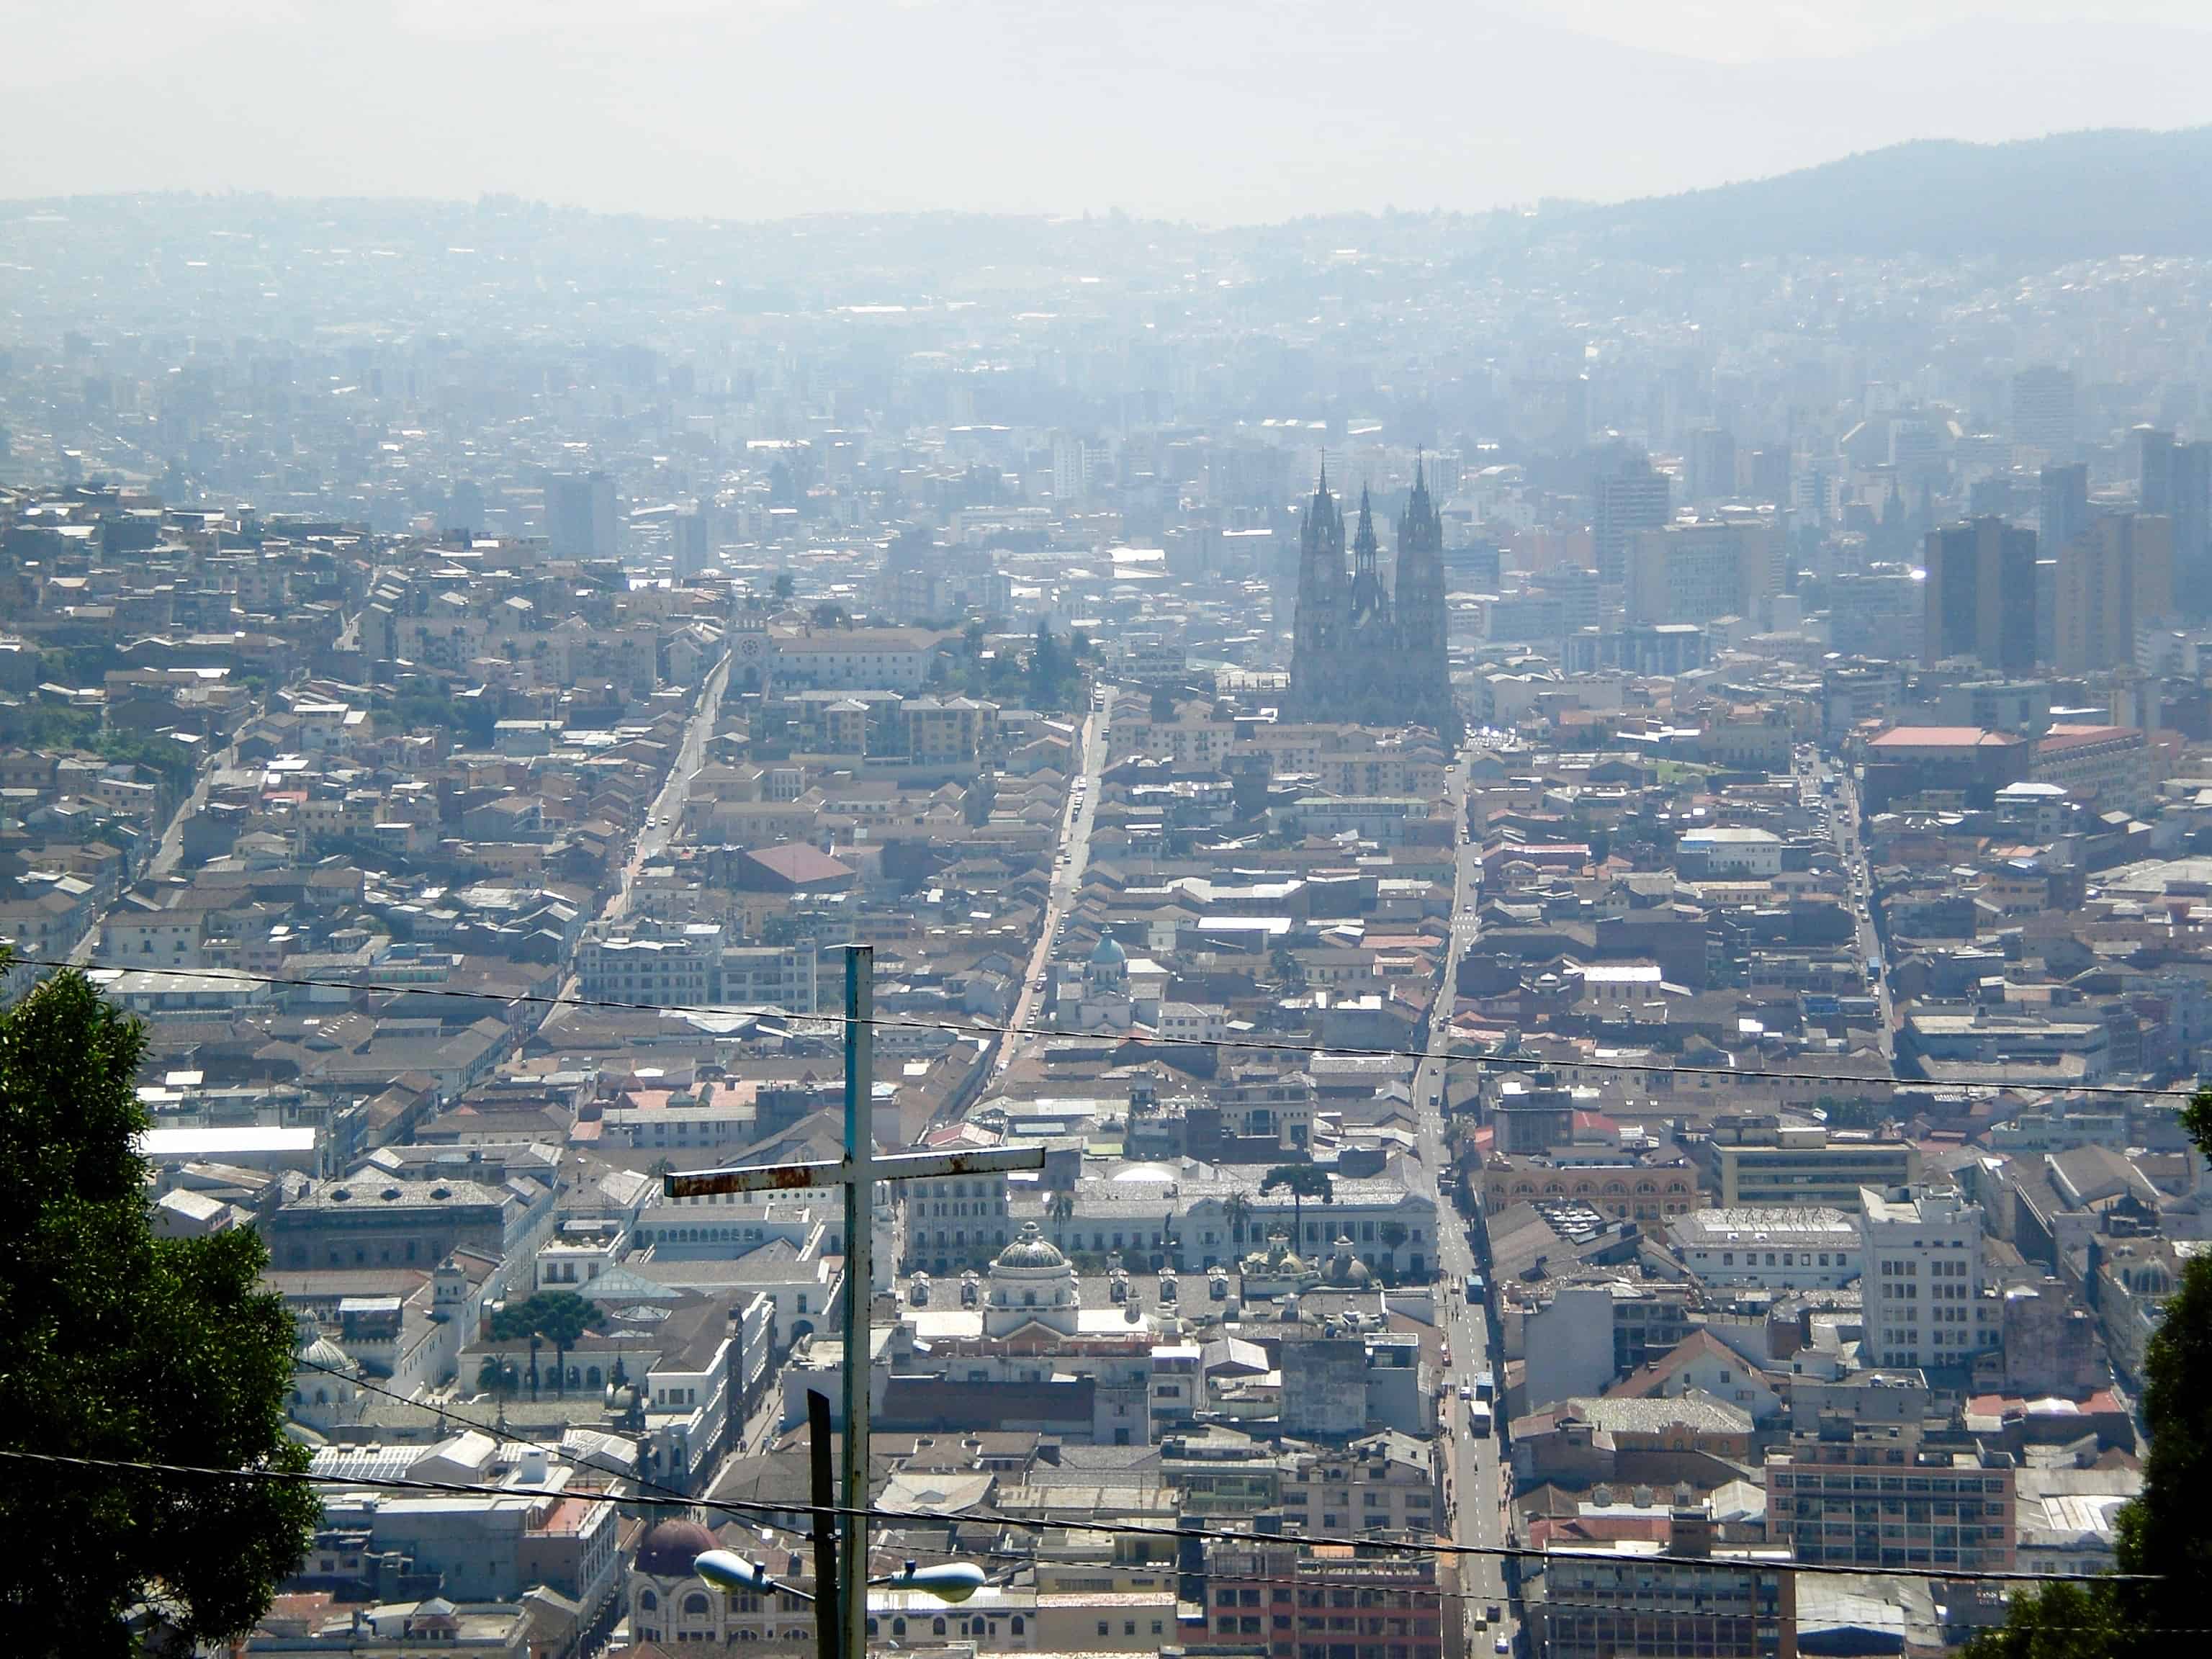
xmin=696 ymin=1550 xmax=988 ymax=1606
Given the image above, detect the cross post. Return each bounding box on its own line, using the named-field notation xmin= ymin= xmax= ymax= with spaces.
xmin=664 ymin=944 xmax=1043 ymax=1659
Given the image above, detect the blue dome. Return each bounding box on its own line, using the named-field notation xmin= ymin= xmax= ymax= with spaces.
xmin=1089 ymin=935 xmax=1127 ymax=966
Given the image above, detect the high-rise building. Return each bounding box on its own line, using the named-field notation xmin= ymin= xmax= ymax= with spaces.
xmin=2038 ymin=464 xmax=2088 ymax=562
xmin=547 ymin=469 xmax=617 ymax=559
xmin=1624 ymin=516 xmax=1777 ymax=627
xmin=1857 ymin=1185 xmax=1995 ymax=1370
xmin=2139 ymin=430 xmax=2211 ymax=613
xmin=1593 ymin=456 xmax=1671 ymax=584
xmin=2056 ymin=511 xmax=2173 ymax=672
xmin=2011 ymin=365 xmax=2076 ymax=459
xmin=1922 ymin=517 xmax=2037 ymax=673
xmin=1688 ymin=426 xmax=1737 ymax=502
xmin=1748 ymin=446 xmax=1794 ymax=508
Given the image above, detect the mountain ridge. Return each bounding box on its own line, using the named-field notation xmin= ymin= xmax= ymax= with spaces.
xmin=1556 ymin=125 xmax=2212 ymax=263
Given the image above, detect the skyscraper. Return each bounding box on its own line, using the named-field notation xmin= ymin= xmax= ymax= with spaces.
xmin=547 ymin=469 xmax=618 ymax=559
xmin=1688 ymin=426 xmax=1737 ymax=503
xmin=2056 ymin=512 xmax=2172 ymax=673
xmin=2038 ymin=464 xmax=2088 ymax=565
xmin=2139 ymin=430 xmax=2211 ymax=614
xmin=1922 ymin=517 xmax=2037 ymax=674
xmin=2011 ymin=365 xmax=2076 ymax=459
xmin=1593 ymin=456 xmax=1671 ymax=585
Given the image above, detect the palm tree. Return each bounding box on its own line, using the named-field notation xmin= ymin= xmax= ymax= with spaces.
xmin=1262 ymin=1164 xmax=1333 ymax=1251
xmin=1378 ymin=1220 xmax=1410 ymax=1277
xmin=476 ymin=1354 xmax=517 ymax=1400
xmin=1223 ymin=1192 xmax=1254 ymax=1249
xmin=1046 ymin=1190 xmax=1076 ymax=1246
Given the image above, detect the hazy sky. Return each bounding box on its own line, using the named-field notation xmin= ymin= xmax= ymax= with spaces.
xmin=6 ymin=1 xmax=2211 ymax=222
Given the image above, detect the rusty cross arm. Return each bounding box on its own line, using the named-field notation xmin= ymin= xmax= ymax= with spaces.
xmin=662 ymin=1143 xmax=1044 ymax=1200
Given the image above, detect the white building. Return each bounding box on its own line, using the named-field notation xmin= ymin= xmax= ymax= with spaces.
xmin=1857 ymin=1186 xmax=1998 ymax=1370
xmin=575 ymin=922 xmax=723 ymax=1005
xmin=1666 ymin=1206 xmax=1861 ymax=1289
xmin=1679 ymin=825 xmax=1784 ymax=878
xmin=769 ymin=627 xmax=943 ymax=691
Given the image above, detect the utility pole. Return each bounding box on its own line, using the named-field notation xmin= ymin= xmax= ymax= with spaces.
xmin=809 ymin=1389 xmax=840 ymax=1659
xmin=665 ymin=944 xmax=1043 ymax=1656
xmin=838 ymin=946 xmax=872 ymax=1659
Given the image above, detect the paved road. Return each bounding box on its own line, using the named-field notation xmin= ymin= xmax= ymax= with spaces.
xmin=997 ymin=685 xmax=1114 ymax=1073
xmin=1411 ymin=753 xmax=1516 ymax=1658
xmin=1803 ymin=749 xmax=1893 ymax=1062
xmin=608 ymin=649 xmax=730 ymax=924
xmin=527 ymin=649 xmax=731 ymax=1045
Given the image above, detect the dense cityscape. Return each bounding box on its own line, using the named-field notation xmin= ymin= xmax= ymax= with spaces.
xmin=4 ymin=127 xmax=2212 ymax=1657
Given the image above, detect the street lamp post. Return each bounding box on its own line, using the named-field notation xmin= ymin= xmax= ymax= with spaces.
xmin=696 ymin=1550 xmax=988 ymax=1606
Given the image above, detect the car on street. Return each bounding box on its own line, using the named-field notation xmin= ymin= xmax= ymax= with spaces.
xmin=1457 ymin=1382 xmax=1473 ymax=1401
xmin=1495 ymin=1635 xmax=1511 ymax=1653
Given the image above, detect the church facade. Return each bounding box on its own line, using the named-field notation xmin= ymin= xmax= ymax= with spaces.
xmin=1285 ymin=465 xmax=1460 ymax=743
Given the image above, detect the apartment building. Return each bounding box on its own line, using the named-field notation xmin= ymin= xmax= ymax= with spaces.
xmin=1766 ymin=1421 xmax=2016 ymax=1573
xmin=1701 ymin=1118 xmax=1917 ymax=1206
xmin=1858 ymin=1186 xmax=1997 ymax=1370
xmin=1205 ymin=1540 xmax=1445 ymax=1659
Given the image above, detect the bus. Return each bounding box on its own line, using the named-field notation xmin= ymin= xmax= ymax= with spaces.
xmin=1467 ymin=1400 xmax=1493 ymax=1436
xmin=1473 ymin=1369 xmax=1495 ymax=1403
xmin=1464 ymin=1272 xmax=1484 ymax=1304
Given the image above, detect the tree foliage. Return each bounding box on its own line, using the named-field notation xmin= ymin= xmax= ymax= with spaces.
xmin=488 ymin=1290 xmax=605 ymax=1347
xmin=0 ymin=968 xmax=318 ymax=1655
xmin=1966 ymin=1088 xmax=2212 ymax=1659
xmin=22 ymin=707 xmax=199 ymax=795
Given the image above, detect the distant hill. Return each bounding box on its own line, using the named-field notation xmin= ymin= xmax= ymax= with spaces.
xmin=1560 ymin=127 xmax=2212 ymax=264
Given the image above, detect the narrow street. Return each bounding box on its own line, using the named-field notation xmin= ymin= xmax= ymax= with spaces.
xmin=526 ymin=647 xmax=731 ymax=1048
xmin=997 ymin=683 xmax=1113 ymax=1073
xmin=608 ymin=648 xmax=731 ymax=925
xmin=1412 ymin=751 xmax=1515 ymax=1658
xmin=72 ymin=737 xmax=238 ymax=966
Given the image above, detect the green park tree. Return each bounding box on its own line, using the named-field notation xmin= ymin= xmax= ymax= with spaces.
xmin=0 ymin=966 xmax=320 ymax=1655
xmin=1966 ymin=1088 xmax=2212 ymax=1659
xmin=490 ymin=1290 xmax=607 ymax=1397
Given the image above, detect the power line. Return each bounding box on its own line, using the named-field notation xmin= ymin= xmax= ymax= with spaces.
xmin=15 ymin=954 xmax=2200 ymax=1102
xmin=10 ymin=1442 xmax=2175 ymax=1642
xmin=0 ymin=1444 xmax=2152 ymax=1590
xmin=294 ymin=1352 xmax=706 ymax=1516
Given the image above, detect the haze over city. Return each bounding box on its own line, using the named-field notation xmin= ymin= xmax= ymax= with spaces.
xmin=6 ymin=1 xmax=2212 ymax=220
xmin=9 ymin=4 xmax=2212 ymax=1658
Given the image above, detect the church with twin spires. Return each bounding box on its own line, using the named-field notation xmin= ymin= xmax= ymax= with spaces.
xmin=1285 ymin=462 xmax=1460 ymax=744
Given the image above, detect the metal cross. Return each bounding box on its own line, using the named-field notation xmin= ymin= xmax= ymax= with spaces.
xmin=665 ymin=945 xmax=1043 ymax=1659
